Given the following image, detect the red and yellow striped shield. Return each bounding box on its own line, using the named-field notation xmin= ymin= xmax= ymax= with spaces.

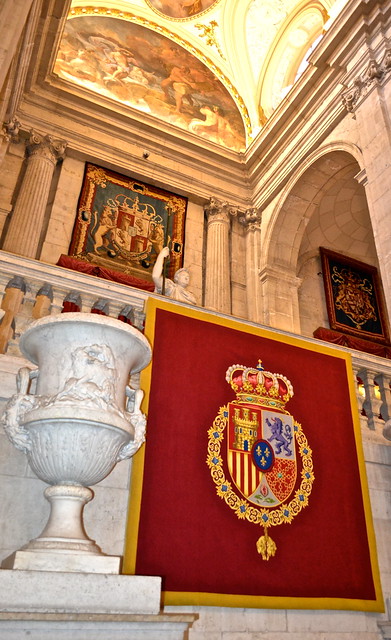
xmin=227 ymin=403 xmax=296 ymax=507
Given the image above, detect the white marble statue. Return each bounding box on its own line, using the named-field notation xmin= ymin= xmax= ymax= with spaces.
xmin=152 ymin=246 xmax=196 ymax=305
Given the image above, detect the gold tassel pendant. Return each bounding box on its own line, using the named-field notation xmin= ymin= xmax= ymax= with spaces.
xmin=256 ymin=527 xmax=277 ymax=560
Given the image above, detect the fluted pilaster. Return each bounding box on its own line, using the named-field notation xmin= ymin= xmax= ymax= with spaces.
xmin=3 ymin=130 xmax=66 ymax=258
xmin=238 ymin=208 xmax=262 ymax=323
xmin=204 ymin=197 xmax=233 ymax=314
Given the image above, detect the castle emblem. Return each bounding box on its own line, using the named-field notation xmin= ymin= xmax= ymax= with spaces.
xmin=207 ymin=360 xmax=314 ymax=560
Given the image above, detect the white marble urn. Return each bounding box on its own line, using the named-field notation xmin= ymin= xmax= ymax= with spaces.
xmin=1 ymin=312 xmax=151 ymax=573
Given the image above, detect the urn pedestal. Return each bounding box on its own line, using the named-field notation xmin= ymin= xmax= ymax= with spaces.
xmin=1 ymin=312 xmax=151 ymax=574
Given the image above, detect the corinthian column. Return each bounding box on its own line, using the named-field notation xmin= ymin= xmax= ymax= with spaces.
xmin=204 ymin=197 xmax=232 ymax=314
xmin=238 ymin=208 xmax=262 ymax=323
xmin=3 ymin=130 xmax=66 ymax=258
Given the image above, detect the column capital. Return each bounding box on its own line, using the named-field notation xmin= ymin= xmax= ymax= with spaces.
xmin=204 ymin=196 xmax=237 ymax=223
xmin=342 ymin=49 xmax=391 ymax=114
xmin=27 ymin=130 xmax=67 ymax=164
xmin=2 ymin=116 xmax=21 ymax=143
xmin=237 ymin=207 xmax=262 ymax=232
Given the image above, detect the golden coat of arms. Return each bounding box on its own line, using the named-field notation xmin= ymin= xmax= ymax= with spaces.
xmin=207 ymin=360 xmax=314 ymax=560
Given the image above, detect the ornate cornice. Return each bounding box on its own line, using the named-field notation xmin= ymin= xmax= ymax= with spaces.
xmin=342 ymin=49 xmax=391 ymax=114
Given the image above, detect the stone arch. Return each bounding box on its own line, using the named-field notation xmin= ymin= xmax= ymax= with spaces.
xmin=263 ymin=141 xmax=365 ymax=273
xmin=260 ymin=143 xmax=377 ymax=335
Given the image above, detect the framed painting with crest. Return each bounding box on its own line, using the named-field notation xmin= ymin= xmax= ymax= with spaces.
xmin=68 ymin=163 xmax=187 ymax=283
xmin=320 ymin=247 xmax=389 ymax=344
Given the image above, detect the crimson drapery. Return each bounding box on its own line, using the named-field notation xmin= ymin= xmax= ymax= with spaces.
xmin=314 ymin=326 xmax=391 ymax=358
xmin=57 ymin=254 xmax=155 ymax=291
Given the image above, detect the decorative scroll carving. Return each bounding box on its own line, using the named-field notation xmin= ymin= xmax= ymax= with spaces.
xmin=2 ymin=116 xmax=21 ymax=143
xmin=204 ymin=196 xmax=239 ymax=222
xmin=342 ymin=50 xmax=391 ymax=114
xmin=27 ymin=130 xmax=67 ymax=164
xmin=237 ymin=207 xmax=262 ymax=232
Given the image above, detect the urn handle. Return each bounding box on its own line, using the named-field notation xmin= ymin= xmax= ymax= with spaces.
xmin=17 ymin=366 xmax=38 ymax=394
xmin=117 ymin=386 xmax=147 ymax=461
xmin=2 ymin=366 xmax=39 ymax=454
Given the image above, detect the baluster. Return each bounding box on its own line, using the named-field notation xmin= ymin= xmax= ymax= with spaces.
xmin=62 ymin=291 xmax=81 ymax=313
xmin=352 ymin=366 xmax=368 ymax=430
xmin=91 ymin=298 xmax=109 ymax=316
xmin=0 ymin=276 xmax=26 ymax=354
xmin=374 ymin=373 xmax=391 ymax=421
xmin=118 ymin=305 xmax=136 ymax=325
xmin=375 ymin=373 xmax=391 ymax=440
xmin=132 ymin=309 xmax=145 ymax=332
xmin=32 ymin=284 xmax=53 ymax=319
xmin=358 ymin=368 xmax=383 ymax=434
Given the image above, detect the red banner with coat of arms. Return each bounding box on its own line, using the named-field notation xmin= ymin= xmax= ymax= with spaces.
xmin=124 ymin=299 xmax=383 ymax=611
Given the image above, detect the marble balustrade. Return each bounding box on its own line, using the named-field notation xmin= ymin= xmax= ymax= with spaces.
xmin=0 ymin=249 xmax=389 ymax=446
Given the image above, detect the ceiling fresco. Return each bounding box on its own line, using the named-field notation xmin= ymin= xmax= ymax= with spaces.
xmin=145 ymin=0 xmax=220 ymax=20
xmin=54 ymin=13 xmax=246 ymax=151
xmin=54 ymin=1 xmax=348 ymax=151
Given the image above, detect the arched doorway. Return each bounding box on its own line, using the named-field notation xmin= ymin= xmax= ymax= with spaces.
xmin=261 ymin=148 xmax=378 ymax=337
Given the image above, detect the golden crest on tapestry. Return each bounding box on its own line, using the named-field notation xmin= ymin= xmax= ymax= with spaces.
xmin=207 ymin=360 xmax=314 ymax=560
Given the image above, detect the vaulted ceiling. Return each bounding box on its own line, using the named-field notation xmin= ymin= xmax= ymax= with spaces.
xmin=53 ymin=0 xmax=348 ymax=151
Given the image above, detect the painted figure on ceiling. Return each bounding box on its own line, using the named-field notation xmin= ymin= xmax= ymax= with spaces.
xmin=147 ymin=0 xmax=218 ymax=19
xmin=54 ymin=15 xmax=246 ymax=151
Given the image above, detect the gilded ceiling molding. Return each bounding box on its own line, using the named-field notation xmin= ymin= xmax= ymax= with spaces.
xmin=69 ymin=6 xmax=251 ymax=139
xmin=195 ymin=20 xmax=225 ymax=60
xmin=342 ymin=49 xmax=391 ymax=115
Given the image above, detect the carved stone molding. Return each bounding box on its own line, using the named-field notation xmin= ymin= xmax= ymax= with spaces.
xmin=342 ymin=49 xmax=391 ymax=114
xmin=204 ymin=196 xmax=239 ymax=223
xmin=2 ymin=116 xmax=21 ymax=143
xmin=27 ymin=130 xmax=67 ymax=164
xmin=354 ymin=168 xmax=368 ymax=187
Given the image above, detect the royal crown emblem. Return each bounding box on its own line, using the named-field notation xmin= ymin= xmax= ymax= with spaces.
xmin=207 ymin=360 xmax=314 ymax=560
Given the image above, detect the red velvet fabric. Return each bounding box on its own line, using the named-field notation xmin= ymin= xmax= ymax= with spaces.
xmin=129 ymin=308 xmax=378 ymax=606
xmin=61 ymin=301 xmax=80 ymax=313
xmin=57 ymin=254 xmax=155 ymax=291
xmin=314 ymin=327 xmax=391 ymax=358
xmin=90 ymin=308 xmax=107 ymax=315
